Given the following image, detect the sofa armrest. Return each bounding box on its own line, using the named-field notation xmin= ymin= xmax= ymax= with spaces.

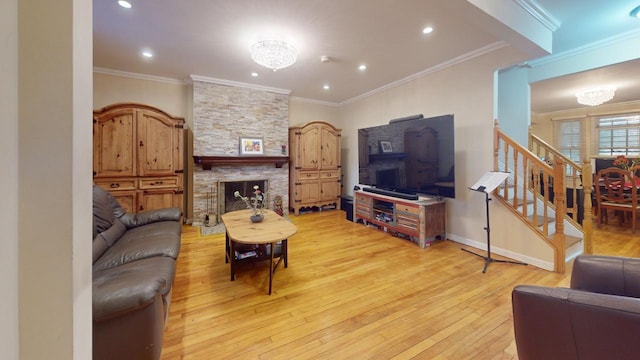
xmin=571 ymin=254 xmax=640 ymax=298
xmin=513 ymin=284 xmax=640 ymax=360
xmin=118 ymin=207 xmax=182 ymax=229
xmin=93 ymin=256 xmax=176 ymax=320
xmin=512 ymin=285 xmax=578 ymax=360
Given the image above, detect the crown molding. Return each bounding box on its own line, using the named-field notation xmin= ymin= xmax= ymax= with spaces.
xmin=528 ymin=28 xmax=640 ymax=67
xmin=513 ymin=0 xmax=560 ymax=32
xmin=189 ymin=75 xmax=291 ymax=95
xmin=289 ymin=96 xmax=339 ymax=107
xmin=93 ymin=67 xmax=187 ymax=85
xmin=341 ymin=41 xmax=509 ymax=106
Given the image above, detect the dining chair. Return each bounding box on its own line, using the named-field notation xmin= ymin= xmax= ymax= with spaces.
xmin=595 ymin=167 xmax=640 ymax=233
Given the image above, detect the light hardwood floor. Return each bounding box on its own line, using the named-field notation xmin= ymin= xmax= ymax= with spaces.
xmin=160 ymin=210 xmax=640 ymax=359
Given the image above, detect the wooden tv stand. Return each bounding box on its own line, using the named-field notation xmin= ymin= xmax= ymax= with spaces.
xmin=354 ymin=190 xmax=446 ymax=248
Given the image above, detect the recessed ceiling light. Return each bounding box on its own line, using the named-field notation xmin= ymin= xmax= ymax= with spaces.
xmin=118 ymin=0 xmax=132 ymax=9
xmin=323 ymin=84 xmax=330 ymax=90
xmin=422 ymin=26 xmax=434 ymax=34
xmin=359 ymin=64 xmax=367 ymax=71
xmin=141 ymin=50 xmax=153 ymax=58
xmin=251 ymin=72 xmax=259 ymax=77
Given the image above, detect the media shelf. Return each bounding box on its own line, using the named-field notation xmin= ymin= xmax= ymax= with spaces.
xmin=355 ymin=190 xmax=446 ymax=248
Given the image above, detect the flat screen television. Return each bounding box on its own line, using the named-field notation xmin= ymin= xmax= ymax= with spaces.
xmin=357 ymin=114 xmax=455 ymax=199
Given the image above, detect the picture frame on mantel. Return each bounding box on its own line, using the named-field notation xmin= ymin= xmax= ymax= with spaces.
xmin=239 ymin=137 xmax=264 ymax=155
xmin=379 ymin=140 xmax=393 ymax=153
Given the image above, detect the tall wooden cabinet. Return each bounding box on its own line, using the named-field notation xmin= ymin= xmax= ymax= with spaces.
xmin=289 ymin=121 xmax=342 ymax=215
xmin=93 ymin=103 xmax=184 ymax=215
xmin=405 ymin=126 xmax=438 ymax=191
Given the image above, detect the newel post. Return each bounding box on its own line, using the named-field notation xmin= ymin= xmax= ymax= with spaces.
xmin=582 ymin=160 xmax=594 ymax=254
xmin=553 ymin=158 xmax=567 ymax=273
xmin=493 ymin=119 xmax=500 ymax=172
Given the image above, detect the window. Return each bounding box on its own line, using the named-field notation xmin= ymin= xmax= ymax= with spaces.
xmin=595 ymin=114 xmax=640 ymax=156
xmin=554 ymin=119 xmax=583 ymax=164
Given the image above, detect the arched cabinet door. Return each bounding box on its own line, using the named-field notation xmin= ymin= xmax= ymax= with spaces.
xmin=404 ymin=126 xmax=438 ymax=191
xmin=93 ymin=107 xmax=137 ymax=178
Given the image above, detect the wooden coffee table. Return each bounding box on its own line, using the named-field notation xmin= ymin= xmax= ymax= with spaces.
xmin=221 ymin=209 xmax=297 ymax=295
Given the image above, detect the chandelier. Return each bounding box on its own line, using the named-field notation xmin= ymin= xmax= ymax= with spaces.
xmin=575 ymin=87 xmax=616 ymax=106
xmin=250 ymin=40 xmax=297 ymax=71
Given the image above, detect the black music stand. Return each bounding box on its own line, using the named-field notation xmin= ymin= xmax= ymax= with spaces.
xmin=463 ymin=171 xmax=527 ymax=273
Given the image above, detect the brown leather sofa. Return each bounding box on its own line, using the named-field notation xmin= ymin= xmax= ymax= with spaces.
xmin=92 ymin=185 xmax=182 ymax=360
xmin=512 ymin=254 xmax=640 ymax=360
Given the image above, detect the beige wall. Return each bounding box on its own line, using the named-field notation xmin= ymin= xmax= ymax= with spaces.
xmin=18 ymin=0 xmax=93 ymax=359
xmin=289 ymin=98 xmax=340 ymax=127
xmin=1 ymin=0 xmax=19 ymax=358
xmin=93 ymin=72 xmax=188 ymax=117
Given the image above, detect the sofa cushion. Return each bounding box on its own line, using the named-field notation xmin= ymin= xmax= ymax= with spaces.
xmin=118 ymin=207 xmax=182 ymax=229
xmin=92 ymin=221 xmax=181 ymax=271
xmin=93 ymin=236 xmax=110 ymax=264
xmin=98 ymin=220 xmax=127 ymax=247
xmin=93 ymin=185 xmax=116 ymax=233
xmin=92 ymin=220 xmax=127 ymax=264
xmin=93 ymin=256 xmax=176 ymax=322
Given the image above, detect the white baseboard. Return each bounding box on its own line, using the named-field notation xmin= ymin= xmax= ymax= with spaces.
xmin=447 ymin=234 xmax=555 ymax=272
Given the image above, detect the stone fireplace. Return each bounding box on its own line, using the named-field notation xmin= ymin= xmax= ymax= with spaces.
xmin=190 ymin=77 xmax=290 ymax=225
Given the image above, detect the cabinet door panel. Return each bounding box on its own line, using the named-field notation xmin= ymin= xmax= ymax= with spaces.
xmin=137 ymin=110 xmax=177 ymax=176
xmin=320 ymin=178 xmax=340 ymax=203
xmin=93 ymin=110 xmax=136 ymax=177
xmin=321 ymin=126 xmax=340 ymax=169
xmin=298 ymin=125 xmax=320 ymax=170
xmin=138 ymin=189 xmax=174 ymax=212
xmin=295 ymin=181 xmax=320 ymax=204
xmin=111 ymin=190 xmax=137 ymax=214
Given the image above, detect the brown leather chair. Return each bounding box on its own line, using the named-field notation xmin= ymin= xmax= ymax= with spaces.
xmin=512 ymin=255 xmax=640 ymax=360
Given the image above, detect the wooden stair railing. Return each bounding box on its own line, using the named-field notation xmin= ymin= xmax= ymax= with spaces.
xmin=528 ymin=132 xmax=593 ymax=254
xmin=493 ymin=121 xmax=593 ymax=272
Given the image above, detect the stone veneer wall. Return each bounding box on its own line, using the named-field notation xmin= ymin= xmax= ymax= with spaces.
xmin=192 ymin=80 xmax=290 ymax=224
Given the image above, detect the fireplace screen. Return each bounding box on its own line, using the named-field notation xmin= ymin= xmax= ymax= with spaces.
xmin=217 ymin=179 xmax=268 ymax=222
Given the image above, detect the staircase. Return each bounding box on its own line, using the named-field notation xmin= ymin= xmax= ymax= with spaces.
xmin=493 ymin=121 xmax=593 ymax=273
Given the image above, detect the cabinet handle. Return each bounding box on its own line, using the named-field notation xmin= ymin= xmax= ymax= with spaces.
xmin=110 ymin=183 xmax=120 ymax=188
xmin=139 ymin=140 xmax=144 ymax=147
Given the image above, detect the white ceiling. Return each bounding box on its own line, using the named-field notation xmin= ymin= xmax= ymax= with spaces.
xmin=93 ymin=0 xmax=640 ymax=106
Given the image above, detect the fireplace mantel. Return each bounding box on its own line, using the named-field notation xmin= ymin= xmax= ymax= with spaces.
xmin=193 ymin=155 xmax=290 ymax=170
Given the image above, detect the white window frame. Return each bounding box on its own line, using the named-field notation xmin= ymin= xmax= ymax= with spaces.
xmin=554 ymin=119 xmax=583 ymax=164
xmin=593 ymin=114 xmax=640 ymax=157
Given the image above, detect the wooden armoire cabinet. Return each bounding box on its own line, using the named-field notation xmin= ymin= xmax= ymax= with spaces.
xmin=93 ymin=103 xmax=184 ymax=215
xmin=289 ymin=121 xmax=341 ymax=215
xmin=404 ymin=126 xmax=438 ymax=191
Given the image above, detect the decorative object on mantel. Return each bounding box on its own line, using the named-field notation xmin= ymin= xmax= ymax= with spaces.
xmin=379 ymin=140 xmax=393 ymax=153
xmin=234 ymin=185 xmax=267 ymax=222
xmin=239 ymin=137 xmax=264 ymax=155
xmin=193 ymin=155 xmax=289 ymax=169
xmin=273 ymin=195 xmax=283 ymax=216
xmin=281 ymin=144 xmax=287 ymax=155
xmin=250 ymin=39 xmax=297 ymax=72
xmin=575 ymin=86 xmax=616 ymax=106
